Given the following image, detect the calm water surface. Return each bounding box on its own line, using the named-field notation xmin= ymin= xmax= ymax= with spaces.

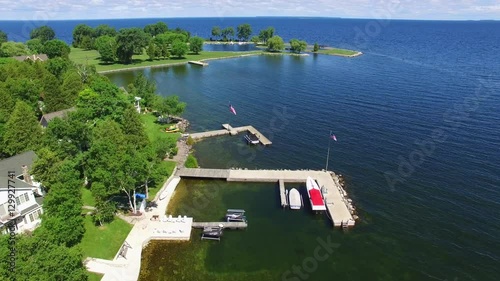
xmin=102 ymin=19 xmax=500 ymax=281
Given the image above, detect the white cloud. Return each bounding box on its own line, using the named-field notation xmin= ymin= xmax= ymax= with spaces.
xmin=0 ymin=0 xmax=498 ymax=20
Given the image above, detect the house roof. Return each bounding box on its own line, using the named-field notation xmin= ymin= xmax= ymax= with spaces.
xmin=12 ymin=54 xmax=49 ymax=62
xmin=0 ymin=176 xmax=34 ymax=190
xmin=40 ymin=107 xmax=76 ymax=124
xmin=0 ymin=151 xmax=36 ymax=177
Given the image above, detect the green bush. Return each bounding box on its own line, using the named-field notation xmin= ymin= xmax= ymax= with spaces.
xmin=184 ymin=154 xmax=198 ymax=168
xmin=186 ymin=136 xmax=194 ymax=146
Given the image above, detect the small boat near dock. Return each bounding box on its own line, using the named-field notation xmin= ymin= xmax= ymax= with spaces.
xmin=306 ymin=177 xmax=326 ymax=212
xmin=201 ymin=225 xmax=224 ymax=241
xmin=288 ymin=188 xmax=302 ymax=210
xmin=244 ymin=133 xmax=260 ymax=145
xmin=225 ymin=209 xmax=247 ymax=222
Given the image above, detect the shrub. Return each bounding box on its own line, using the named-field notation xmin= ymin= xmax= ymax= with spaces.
xmin=185 ymin=154 xmax=198 ymax=168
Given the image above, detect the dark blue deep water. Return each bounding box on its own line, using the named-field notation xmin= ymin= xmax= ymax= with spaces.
xmin=3 ymin=18 xmax=499 ymax=280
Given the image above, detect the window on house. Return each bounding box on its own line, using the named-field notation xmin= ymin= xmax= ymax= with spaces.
xmin=29 ymin=213 xmax=34 ymax=222
xmin=16 ymin=197 xmax=21 ymax=205
xmin=37 ymin=209 xmax=42 ymax=217
xmin=24 ymin=193 xmax=29 ymax=202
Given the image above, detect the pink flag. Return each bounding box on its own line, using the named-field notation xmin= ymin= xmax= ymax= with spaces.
xmin=330 ymin=134 xmax=337 ymax=141
xmin=229 ymin=103 xmax=237 ymax=115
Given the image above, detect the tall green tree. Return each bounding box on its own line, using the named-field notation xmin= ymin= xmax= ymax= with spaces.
xmin=127 ymin=73 xmax=157 ymax=108
xmin=2 ymin=100 xmax=42 ymax=156
xmin=259 ymin=26 xmax=275 ymax=43
xmin=170 ymin=39 xmax=188 ymax=58
xmin=313 ymin=43 xmax=319 ymax=52
xmin=0 ymin=88 xmax=15 ymax=123
xmin=43 ymin=39 xmax=71 ymax=58
xmin=30 ymin=25 xmax=55 ymax=43
xmin=121 ymin=106 xmax=148 ymax=148
xmin=237 ymin=24 xmax=252 ymax=41
xmin=144 ymin=22 xmax=168 ymax=36
xmin=221 ymin=27 xmax=235 ymax=41
xmin=115 ymin=28 xmax=149 ymax=63
xmin=95 ymin=35 xmax=116 ymax=63
xmin=267 ymin=35 xmax=285 ymax=52
xmin=0 ymin=41 xmax=29 ymax=57
xmin=289 ymin=39 xmax=307 ymax=54
xmin=72 ymin=24 xmax=94 ymax=47
xmin=31 ymin=147 xmax=63 ymax=188
xmin=189 ymin=36 xmax=204 ymax=54
xmin=56 ymin=71 xmax=83 ymax=110
xmin=93 ymin=24 xmax=117 ymax=38
xmin=211 ymin=26 xmax=221 ymax=40
xmin=153 ymin=95 xmax=186 ymax=117
xmin=41 ymin=72 xmax=63 ymax=112
xmin=146 ymin=41 xmax=157 ymax=60
xmin=0 ymin=235 xmax=88 ymax=281
xmin=0 ymin=30 xmax=7 ymax=45
xmin=26 ymin=38 xmax=44 ymax=53
xmin=45 ymin=57 xmax=69 ymax=78
xmin=37 ymin=160 xmax=84 ymax=247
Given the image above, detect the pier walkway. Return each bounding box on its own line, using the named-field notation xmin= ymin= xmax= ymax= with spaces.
xmin=279 ymin=179 xmax=287 ymax=208
xmin=192 ymin=221 xmax=247 ymax=229
xmin=176 ymin=168 xmax=354 ymax=227
xmin=189 ymin=124 xmax=272 ymax=145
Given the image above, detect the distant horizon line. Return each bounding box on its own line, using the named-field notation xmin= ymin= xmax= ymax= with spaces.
xmin=0 ymin=16 xmax=498 ymax=22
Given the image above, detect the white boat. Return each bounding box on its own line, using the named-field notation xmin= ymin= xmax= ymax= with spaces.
xmin=306 ymin=177 xmax=327 ymax=212
xmin=244 ymin=133 xmax=259 ymax=145
xmin=288 ymin=188 xmax=302 ymax=210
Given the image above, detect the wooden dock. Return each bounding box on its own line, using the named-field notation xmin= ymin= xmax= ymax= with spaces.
xmin=176 ymin=168 xmax=229 ymax=179
xmin=188 ymin=61 xmax=208 ymax=66
xmin=189 ymin=124 xmax=272 ymax=145
xmin=279 ymin=179 xmax=287 ymax=208
xmin=176 ymin=168 xmax=355 ymax=228
xmin=192 ymin=221 xmax=247 ymax=229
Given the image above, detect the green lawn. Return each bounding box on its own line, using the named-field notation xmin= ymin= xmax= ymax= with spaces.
xmin=315 ymin=48 xmax=360 ymax=56
xmin=69 ymin=47 xmax=261 ymax=73
xmin=81 ymin=187 xmax=96 ymax=207
xmin=79 ymin=215 xmax=133 ymax=260
xmin=87 ymin=272 xmax=103 ymax=281
xmin=140 ymin=113 xmax=180 ymax=144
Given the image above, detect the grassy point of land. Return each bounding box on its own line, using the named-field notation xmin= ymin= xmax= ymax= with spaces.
xmin=69 ymin=47 xmax=262 ymax=73
xmin=79 ymin=215 xmax=133 ymax=260
xmin=314 ymin=48 xmax=362 ymax=57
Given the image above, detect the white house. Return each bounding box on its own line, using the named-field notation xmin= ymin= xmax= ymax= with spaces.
xmin=0 ymin=151 xmax=44 ymax=234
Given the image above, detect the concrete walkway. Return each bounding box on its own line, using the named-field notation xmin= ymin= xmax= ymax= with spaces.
xmin=85 ymin=176 xmax=191 ymax=281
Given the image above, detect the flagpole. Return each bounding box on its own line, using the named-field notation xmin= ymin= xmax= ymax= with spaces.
xmin=325 ymin=130 xmax=332 ymax=171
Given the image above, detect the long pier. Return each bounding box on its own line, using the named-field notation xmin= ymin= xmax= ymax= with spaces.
xmin=192 ymin=221 xmax=247 ymax=229
xmin=189 ymin=124 xmax=272 ymax=145
xmin=176 ymin=168 xmax=355 ymax=228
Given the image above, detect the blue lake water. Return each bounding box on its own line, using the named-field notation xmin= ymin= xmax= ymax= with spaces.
xmin=3 ymin=17 xmax=499 ymax=280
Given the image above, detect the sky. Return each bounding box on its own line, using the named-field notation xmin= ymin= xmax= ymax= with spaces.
xmin=0 ymin=0 xmax=499 ymax=20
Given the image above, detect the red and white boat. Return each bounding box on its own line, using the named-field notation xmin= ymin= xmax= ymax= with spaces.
xmin=306 ymin=177 xmax=326 ymax=212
